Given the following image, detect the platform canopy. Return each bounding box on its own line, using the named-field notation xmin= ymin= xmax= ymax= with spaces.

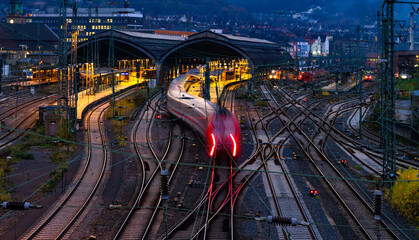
xmin=77 ymin=29 xmax=293 ymax=68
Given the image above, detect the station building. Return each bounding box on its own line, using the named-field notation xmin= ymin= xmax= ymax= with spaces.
xmin=5 ymin=0 xmax=143 ymax=43
xmin=76 ymin=29 xmax=294 ymax=88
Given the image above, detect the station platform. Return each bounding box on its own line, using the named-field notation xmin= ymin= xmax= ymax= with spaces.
xmin=3 ymin=79 xmax=58 ymax=87
xmin=185 ymin=68 xmax=248 ymax=103
xmin=322 ymin=81 xmax=356 ymax=92
xmin=187 ymin=79 xmax=239 ymax=103
xmin=76 ymin=81 xmax=137 ymax=119
xmin=347 ymin=106 xmax=371 ymax=130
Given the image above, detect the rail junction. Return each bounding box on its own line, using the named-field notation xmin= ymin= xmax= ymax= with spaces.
xmin=0 ymin=28 xmax=417 ymax=240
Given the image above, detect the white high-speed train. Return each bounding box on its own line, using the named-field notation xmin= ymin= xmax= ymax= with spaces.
xmin=167 ymin=70 xmax=241 ymax=160
xmin=167 ymin=71 xmax=216 ymax=138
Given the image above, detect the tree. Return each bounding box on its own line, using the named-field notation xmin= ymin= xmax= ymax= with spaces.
xmin=389 ymin=167 xmax=419 ymax=226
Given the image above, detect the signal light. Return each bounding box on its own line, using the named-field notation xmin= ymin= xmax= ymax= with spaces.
xmin=309 ymin=189 xmax=318 ymax=197
xmin=303 ymin=98 xmax=307 ymax=102
xmin=156 ymin=114 xmax=162 ymax=119
xmin=340 ymin=159 xmax=347 ymax=165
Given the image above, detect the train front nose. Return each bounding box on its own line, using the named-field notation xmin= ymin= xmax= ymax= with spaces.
xmin=206 ymin=110 xmax=241 ymax=159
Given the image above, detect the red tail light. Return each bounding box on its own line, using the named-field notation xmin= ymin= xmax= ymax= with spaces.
xmin=209 ymin=133 xmax=216 ymax=157
xmin=229 ymin=134 xmax=237 ymax=157
xmin=309 ymin=189 xmax=318 ymax=197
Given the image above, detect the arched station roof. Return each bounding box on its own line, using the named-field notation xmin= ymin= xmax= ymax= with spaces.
xmin=78 ymin=29 xmax=293 ymax=67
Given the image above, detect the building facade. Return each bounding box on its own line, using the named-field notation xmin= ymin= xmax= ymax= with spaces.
xmin=6 ymin=0 xmax=25 ymax=24
xmin=25 ymin=7 xmax=143 ymax=42
xmin=296 ymin=41 xmax=309 ymax=58
xmin=310 ymin=36 xmax=330 ymax=57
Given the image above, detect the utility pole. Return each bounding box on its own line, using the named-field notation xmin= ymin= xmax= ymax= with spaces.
xmin=0 ymin=53 xmax=2 ymax=96
xmin=335 ymin=71 xmax=339 ymax=94
xmin=86 ymin=0 xmax=93 ymax=94
xmin=58 ymin=0 xmax=68 ymax=108
xmin=377 ymin=11 xmax=382 ymax=104
xmin=381 ymin=0 xmax=396 ymax=181
xmin=37 ymin=23 xmax=41 ymax=83
xmin=312 ymin=58 xmax=315 ymax=99
xmin=107 ymin=1 xmax=117 ymax=118
xmin=357 ymin=25 xmax=362 ymax=139
xmin=296 ymin=55 xmax=299 ymax=83
xmin=205 ymin=57 xmax=211 ymax=101
xmin=69 ymin=1 xmax=78 ymax=137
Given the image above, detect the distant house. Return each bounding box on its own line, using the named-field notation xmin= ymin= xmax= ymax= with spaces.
xmin=288 ymin=39 xmax=309 ymax=58
xmin=310 ymin=36 xmax=331 ymax=57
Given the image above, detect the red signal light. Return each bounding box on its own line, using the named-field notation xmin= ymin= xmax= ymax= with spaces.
xmin=156 ymin=114 xmax=162 ymax=119
xmin=303 ymin=98 xmax=307 ymax=102
xmin=341 ymin=159 xmax=347 ymax=165
xmin=309 ymin=189 xmax=318 ymax=197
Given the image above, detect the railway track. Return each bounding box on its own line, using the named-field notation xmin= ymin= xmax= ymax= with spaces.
xmin=346 ymin=106 xmax=418 ymax=163
xmin=0 ymin=96 xmax=56 ymax=149
xmin=272 ymin=84 xmax=418 ymax=172
xmin=169 ymin=82 xmax=318 ymax=239
xmin=264 ymin=85 xmax=406 ymax=239
xmin=245 ymin=93 xmax=319 ymax=240
xmin=195 ymin=83 xmax=239 ymax=240
xmin=21 ymin=89 xmax=137 ymax=240
xmin=114 ymin=93 xmax=187 ymax=239
xmin=0 ymin=95 xmax=53 ymax=119
xmin=159 ymin=82 xmax=244 ymax=239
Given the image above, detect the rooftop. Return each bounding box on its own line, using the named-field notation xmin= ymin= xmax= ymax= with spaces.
xmin=0 ymin=23 xmax=58 ymax=51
